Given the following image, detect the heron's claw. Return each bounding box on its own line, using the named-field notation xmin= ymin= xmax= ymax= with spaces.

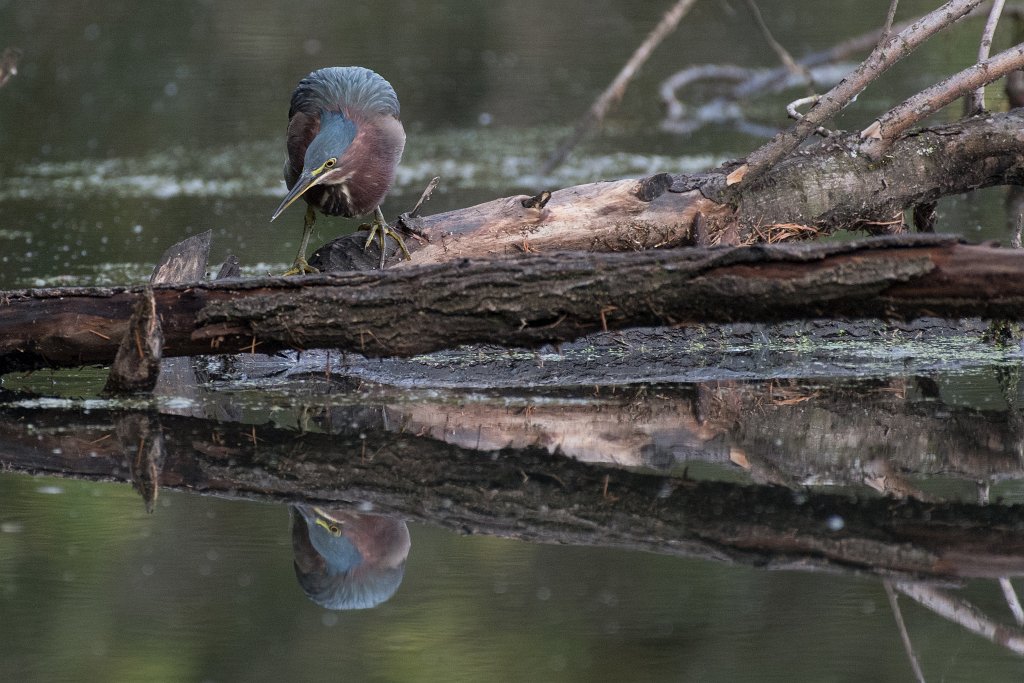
xmin=362 ymin=207 xmax=412 ymax=269
xmin=283 ymin=256 xmax=319 ymax=276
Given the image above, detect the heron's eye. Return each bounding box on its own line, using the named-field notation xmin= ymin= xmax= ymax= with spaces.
xmin=329 ymin=525 xmax=340 ymax=535
xmin=324 ymin=158 xmax=337 ymax=168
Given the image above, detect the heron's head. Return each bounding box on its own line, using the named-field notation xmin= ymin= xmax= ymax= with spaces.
xmin=270 ymin=112 xmax=357 ymax=221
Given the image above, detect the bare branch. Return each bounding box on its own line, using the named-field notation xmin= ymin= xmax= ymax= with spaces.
xmin=968 ymin=0 xmax=1008 ymax=113
xmin=785 ymin=95 xmax=832 ymax=136
xmin=880 ymin=0 xmax=902 ymax=44
xmin=738 ymin=0 xmax=985 ymax=186
xmin=860 ymin=41 xmax=1024 ymax=159
xmin=540 ymin=0 xmax=697 ymax=175
xmin=1000 ymin=578 xmax=1024 ymax=626
xmin=744 ymin=0 xmax=810 ymax=84
xmin=884 ymin=581 xmax=927 ymax=683
xmin=896 ymin=582 xmax=1024 ymax=656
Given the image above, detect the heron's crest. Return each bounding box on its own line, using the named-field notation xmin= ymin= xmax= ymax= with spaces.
xmin=290 ymin=66 xmax=400 ymax=119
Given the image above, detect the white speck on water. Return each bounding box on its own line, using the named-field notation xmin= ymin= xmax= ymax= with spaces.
xmin=1 ymin=522 xmax=24 ymax=533
xmin=826 ymin=514 xmax=845 ymax=531
xmin=36 ymin=485 xmax=64 ymax=495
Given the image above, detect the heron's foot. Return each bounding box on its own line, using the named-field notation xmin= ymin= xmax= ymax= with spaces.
xmin=282 ymin=255 xmax=319 ymax=276
xmin=362 ymin=217 xmax=413 ymax=265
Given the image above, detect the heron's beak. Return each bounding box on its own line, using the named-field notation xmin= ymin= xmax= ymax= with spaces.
xmin=269 ymin=170 xmax=326 ymax=222
xmin=312 ymin=506 xmax=347 ymax=525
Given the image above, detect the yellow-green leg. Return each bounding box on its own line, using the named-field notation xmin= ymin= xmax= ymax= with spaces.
xmin=363 ymin=206 xmax=412 ymax=269
xmin=284 ymin=204 xmax=320 ymax=276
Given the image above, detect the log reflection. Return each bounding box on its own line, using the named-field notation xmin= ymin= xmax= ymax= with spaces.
xmin=3 ymin=373 xmax=1024 ymax=581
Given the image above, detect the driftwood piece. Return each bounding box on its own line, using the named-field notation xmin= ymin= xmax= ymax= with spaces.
xmin=311 ymin=173 xmax=721 ymax=270
xmin=3 ymin=235 xmax=1024 ymax=374
xmin=1 ymin=404 xmax=1023 ymax=580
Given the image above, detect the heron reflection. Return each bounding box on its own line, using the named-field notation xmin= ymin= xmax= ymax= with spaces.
xmin=290 ymin=504 xmax=410 ymax=610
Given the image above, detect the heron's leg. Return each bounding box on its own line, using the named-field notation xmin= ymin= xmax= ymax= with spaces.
xmin=284 ymin=204 xmax=319 ymax=276
xmin=362 ymin=206 xmax=412 ymax=269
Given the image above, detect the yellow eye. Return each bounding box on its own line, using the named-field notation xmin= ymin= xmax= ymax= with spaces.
xmin=324 ymin=158 xmax=336 ymax=168
xmin=329 ymin=525 xmax=340 ymax=535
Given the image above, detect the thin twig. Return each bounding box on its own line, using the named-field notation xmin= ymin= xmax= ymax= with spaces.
xmin=744 ymin=0 xmax=810 ymax=84
xmin=409 ymin=176 xmax=440 ymax=219
xmin=884 ymin=581 xmax=927 ymax=683
xmin=738 ymin=0 xmax=986 ymax=186
xmin=785 ymin=95 xmax=832 ymax=136
xmin=880 ymin=0 xmax=902 ymax=44
xmin=540 ymin=0 xmax=697 ymax=175
xmin=1000 ymin=578 xmax=1024 ymax=626
xmin=968 ymin=0 xmax=1007 ymax=113
xmin=896 ymin=581 xmax=1024 ymax=656
xmin=861 ymin=41 xmax=1024 ymax=159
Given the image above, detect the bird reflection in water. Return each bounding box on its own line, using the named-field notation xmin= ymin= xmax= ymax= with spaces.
xmin=290 ymin=504 xmax=410 ymax=610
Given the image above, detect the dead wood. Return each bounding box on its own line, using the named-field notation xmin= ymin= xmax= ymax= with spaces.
xmin=541 ymin=0 xmax=697 ymax=174
xmin=4 ymin=234 xmax=1024 ymax=374
xmin=739 ymin=0 xmax=986 ymax=185
xmin=102 ymin=232 xmax=212 ymax=394
xmin=312 ymin=110 xmax=1024 ymax=270
xmin=861 ymin=42 xmax=1024 ymax=159
xmin=101 ymin=288 xmax=162 ymax=394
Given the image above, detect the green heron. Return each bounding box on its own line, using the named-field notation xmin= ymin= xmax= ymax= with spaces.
xmin=291 ymin=504 xmax=411 ymax=610
xmin=270 ymin=66 xmax=408 ymax=274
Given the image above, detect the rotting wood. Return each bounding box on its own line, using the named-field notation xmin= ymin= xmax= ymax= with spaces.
xmin=5 ymin=235 xmax=1024 ymax=374
xmin=102 ymin=232 xmax=212 ymax=395
xmin=314 ymin=110 xmax=1024 ymax=270
xmin=100 ymin=288 xmax=163 ymax=394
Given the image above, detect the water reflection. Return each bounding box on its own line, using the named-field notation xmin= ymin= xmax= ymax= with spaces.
xmin=290 ymin=504 xmax=410 ymax=610
xmin=5 ymin=371 xmax=1024 ymax=579
xmin=6 ymin=369 xmax=1024 ymax=675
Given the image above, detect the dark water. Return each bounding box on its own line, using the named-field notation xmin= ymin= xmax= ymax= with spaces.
xmin=4 ymin=1 xmax=1024 ymax=680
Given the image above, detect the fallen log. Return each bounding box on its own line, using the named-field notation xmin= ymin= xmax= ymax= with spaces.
xmin=2 ymin=234 xmax=1024 ymax=374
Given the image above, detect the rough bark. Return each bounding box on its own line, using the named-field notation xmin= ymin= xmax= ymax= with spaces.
xmin=738 ymin=0 xmax=986 ymax=184
xmin=4 ymin=235 xmax=1024 ymax=374
xmin=2 ymin=404 xmax=1024 ymax=580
